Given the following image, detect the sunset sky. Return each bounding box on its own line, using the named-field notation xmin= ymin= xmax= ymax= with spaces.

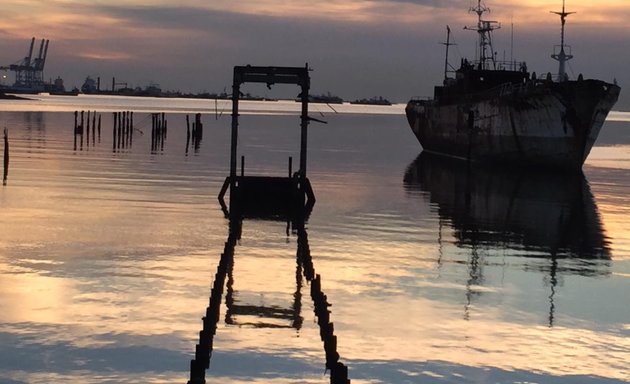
xmin=1 ymin=0 xmax=629 ymax=108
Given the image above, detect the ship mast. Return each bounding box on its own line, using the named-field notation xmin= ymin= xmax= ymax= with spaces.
xmin=551 ymin=0 xmax=574 ymax=81
xmin=442 ymin=25 xmax=455 ymax=82
xmin=465 ymin=0 xmax=500 ymax=70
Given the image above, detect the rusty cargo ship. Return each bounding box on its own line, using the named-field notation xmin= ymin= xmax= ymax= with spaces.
xmin=405 ymin=0 xmax=620 ymax=170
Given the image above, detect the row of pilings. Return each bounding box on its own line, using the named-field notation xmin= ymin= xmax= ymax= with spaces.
xmin=113 ymin=111 xmax=134 ymax=152
xmin=72 ymin=111 xmax=204 ymax=154
xmin=74 ymin=110 xmax=102 ymax=150
xmin=186 ymin=113 xmax=203 ymax=154
xmin=151 ymin=113 xmax=166 ymax=153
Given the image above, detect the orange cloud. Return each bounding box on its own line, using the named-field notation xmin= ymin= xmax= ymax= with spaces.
xmin=77 ymin=51 xmax=132 ymax=61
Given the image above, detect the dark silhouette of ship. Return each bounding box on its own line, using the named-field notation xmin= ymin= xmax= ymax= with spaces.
xmin=405 ymin=1 xmax=620 ymax=170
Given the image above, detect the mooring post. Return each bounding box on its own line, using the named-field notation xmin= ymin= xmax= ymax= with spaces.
xmin=74 ymin=111 xmax=78 ymax=134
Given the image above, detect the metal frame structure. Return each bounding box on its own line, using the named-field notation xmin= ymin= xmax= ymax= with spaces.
xmin=220 ymin=64 xmax=315 ymax=219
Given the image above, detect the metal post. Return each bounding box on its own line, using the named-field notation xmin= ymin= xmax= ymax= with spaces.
xmin=299 ymin=63 xmax=309 ymax=178
xmin=230 ymin=70 xmax=240 ymax=184
xmin=288 ymin=156 xmax=293 ymax=177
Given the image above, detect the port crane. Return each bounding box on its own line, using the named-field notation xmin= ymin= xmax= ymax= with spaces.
xmin=0 ymin=37 xmax=49 ymax=91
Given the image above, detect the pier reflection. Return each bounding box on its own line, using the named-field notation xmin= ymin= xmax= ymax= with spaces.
xmin=188 ymin=212 xmax=350 ymax=383
xmin=404 ymin=152 xmax=611 ymax=325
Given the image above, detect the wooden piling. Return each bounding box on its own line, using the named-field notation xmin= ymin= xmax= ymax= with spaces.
xmin=117 ymin=112 xmax=122 ymax=149
xmin=92 ymin=111 xmax=96 ymax=145
xmin=186 ymin=115 xmax=191 ymax=155
xmin=3 ymin=128 xmax=9 ymax=186
xmin=86 ymin=110 xmax=90 ymax=144
xmin=129 ymin=112 xmax=133 ymax=146
xmin=122 ymin=111 xmax=127 ymax=148
xmin=113 ymin=112 xmax=117 ymax=152
xmin=162 ymin=112 xmax=167 ymax=139
xmin=80 ymin=110 xmax=84 ymax=135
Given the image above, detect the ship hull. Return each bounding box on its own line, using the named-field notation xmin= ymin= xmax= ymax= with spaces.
xmin=406 ymin=79 xmax=620 ymax=170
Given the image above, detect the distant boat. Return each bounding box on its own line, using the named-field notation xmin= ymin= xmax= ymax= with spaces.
xmin=49 ymin=89 xmax=79 ymax=96
xmin=405 ymin=0 xmax=620 ymax=170
xmin=350 ymin=96 xmax=392 ymax=105
xmin=302 ymin=92 xmax=343 ymax=104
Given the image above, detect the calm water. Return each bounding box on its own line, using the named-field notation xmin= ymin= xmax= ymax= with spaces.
xmin=0 ymin=95 xmax=629 ymax=383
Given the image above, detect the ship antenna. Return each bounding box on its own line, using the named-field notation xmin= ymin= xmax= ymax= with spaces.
xmin=551 ymin=0 xmax=574 ymax=81
xmin=441 ymin=25 xmax=456 ymax=82
xmin=465 ymin=0 xmax=500 ymax=70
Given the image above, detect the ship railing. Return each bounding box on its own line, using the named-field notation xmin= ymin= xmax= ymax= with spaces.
xmin=468 ymin=59 xmax=528 ymax=72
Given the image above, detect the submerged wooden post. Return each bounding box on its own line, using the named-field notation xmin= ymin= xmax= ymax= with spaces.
xmin=3 ymin=128 xmax=8 ymax=186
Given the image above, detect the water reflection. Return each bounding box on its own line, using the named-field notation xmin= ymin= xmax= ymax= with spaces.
xmin=188 ymin=215 xmax=350 ymax=384
xmin=404 ymin=152 xmax=612 ymax=326
xmin=19 ymin=111 xmax=47 ymax=151
xmin=404 ymin=152 xmax=611 ymax=261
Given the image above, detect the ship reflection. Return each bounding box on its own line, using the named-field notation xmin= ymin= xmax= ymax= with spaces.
xmin=404 ymin=152 xmax=611 ymax=260
xmin=403 ymin=152 xmax=611 ymax=325
xmin=188 ymin=214 xmax=350 ymax=383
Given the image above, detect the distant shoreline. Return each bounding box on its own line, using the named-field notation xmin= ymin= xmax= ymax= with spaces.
xmin=0 ymin=93 xmax=31 ymax=100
